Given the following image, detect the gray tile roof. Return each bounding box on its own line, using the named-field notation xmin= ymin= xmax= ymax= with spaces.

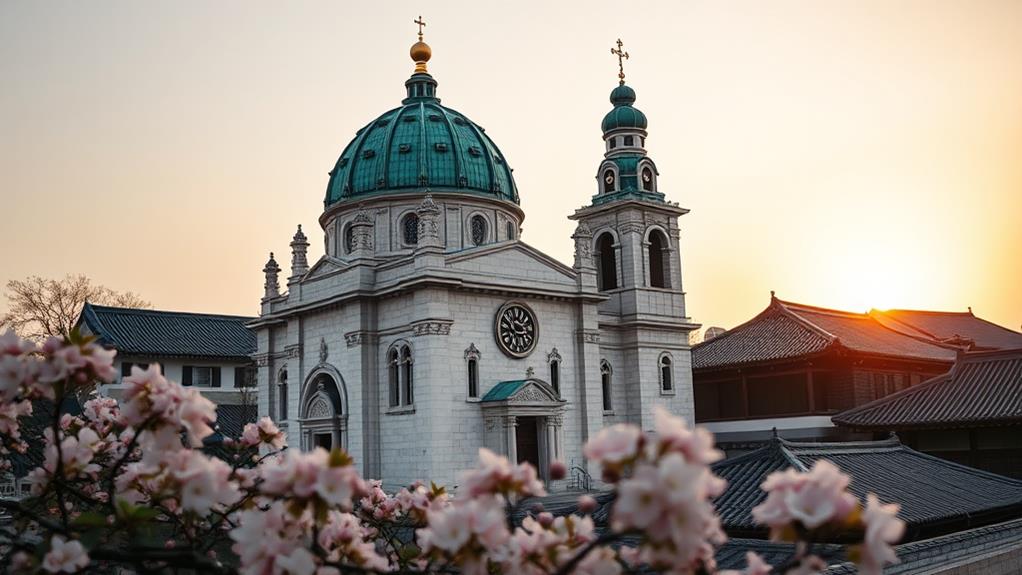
xmin=871 ymin=308 xmax=1022 ymax=351
xmin=711 ymin=437 xmax=1022 ymax=540
xmin=833 ymin=348 xmax=1022 ymax=430
xmin=693 ymin=297 xmax=957 ymax=371
xmin=78 ymin=303 xmax=256 ymax=360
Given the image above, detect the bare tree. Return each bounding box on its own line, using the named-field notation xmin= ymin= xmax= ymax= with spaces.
xmin=0 ymin=274 xmax=151 ymax=339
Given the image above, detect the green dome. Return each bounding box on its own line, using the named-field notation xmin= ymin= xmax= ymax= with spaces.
xmin=325 ymin=73 xmax=518 ymax=207
xmin=601 ymin=83 xmax=647 ymax=133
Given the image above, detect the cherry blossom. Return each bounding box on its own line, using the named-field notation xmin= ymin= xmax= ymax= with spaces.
xmin=41 ymin=535 xmax=89 ymax=573
xmin=856 ymin=493 xmax=905 ymax=575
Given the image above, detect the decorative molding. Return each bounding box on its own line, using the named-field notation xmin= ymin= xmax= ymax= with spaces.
xmin=307 ymin=396 xmax=333 ymax=419
xmin=547 ymin=347 xmax=562 ymax=363
xmin=547 ymin=413 xmax=564 ymax=427
xmin=344 ymin=331 xmax=376 ymax=347
xmin=525 ymin=366 xmax=535 ymax=378
xmin=464 ymin=343 xmax=481 ymax=361
xmin=411 ymin=319 xmax=453 ymax=337
xmin=511 ymin=386 xmax=547 ymax=403
xmin=284 ymin=344 xmax=302 ymax=359
xmin=578 ymin=329 xmax=601 ymax=344
xmin=618 ymin=222 xmax=646 ymax=235
xmin=252 ymin=353 xmax=270 ymax=367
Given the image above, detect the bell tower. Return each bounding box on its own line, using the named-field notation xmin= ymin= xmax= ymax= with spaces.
xmin=569 ymin=40 xmax=699 ymax=429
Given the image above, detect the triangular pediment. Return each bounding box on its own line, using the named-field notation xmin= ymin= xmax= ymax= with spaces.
xmin=481 ymin=378 xmax=563 ymax=405
xmin=302 ymin=256 xmax=350 ymax=282
xmin=446 ymin=242 xmax=577 ymax=286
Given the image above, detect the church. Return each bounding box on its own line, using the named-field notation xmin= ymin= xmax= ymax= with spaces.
xmin=250 ymin=26 xmax=699 ymax=489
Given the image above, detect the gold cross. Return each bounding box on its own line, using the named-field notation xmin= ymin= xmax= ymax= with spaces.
xmin=414 ymin=15 xmax=426 ymax=41
xmin=610 ymin=38 xmax=629 ymax=85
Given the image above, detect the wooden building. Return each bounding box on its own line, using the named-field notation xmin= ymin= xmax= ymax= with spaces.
xmin=691 ymin=295 xmax=957 ymax=451
xmin=833 ymin=347 xmax=1022 ymax=478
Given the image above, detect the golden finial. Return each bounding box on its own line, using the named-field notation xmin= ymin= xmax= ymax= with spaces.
xmin=610 ymin=38 xmax=629 ymax=85
xmin=410 ymin=15 xmax=432 ymax=74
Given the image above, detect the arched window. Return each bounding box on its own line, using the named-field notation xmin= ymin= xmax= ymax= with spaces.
xmin=467 ymin=358 xmax=479 ymax=398
xmin=278 ymin=368 xmax=288 ymax=420
xmin=601 ymin=361 xmax=613 ymax=412
xmin=623 ymin=135 xmax=634 ymax=146
xmin=465 ymin=343 xmax=481 ymax=399
xmin=608 ymin=137 xmax=617 ymax=150
xmin=660 ymin=354 xmax=673 ymax=392
xmin=648 ymin=229 xmax=668 ymax=288
xmin=401 ymin=346 xmax=414 ymax=405
xmin=596 ymin=232 xmax=618 ymax=291
xmin=506 ymin=221 xmax=515 ymax=240
xmin=470 ymin=215 xmax=488 ymax=246
xmin=387 ymin=349 xmax=400 ymax=407
xmin=402 ymin=213 xmax=420 ymax=246
xmin=641 ymin=167 xmax=654 ymax=191
xmin=549 ymin=359 xmax=560 ymax=396
xmin=343 ymin=224 xmax=354 ymax=254
xmin=602 ymin=169 xmax=616 ymax=194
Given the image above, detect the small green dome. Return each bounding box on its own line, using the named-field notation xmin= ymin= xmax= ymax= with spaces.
xmin=325 ymin=74 xmax=518 ymax=207
xmin=601 ymin=83 xmax=647 ymax=133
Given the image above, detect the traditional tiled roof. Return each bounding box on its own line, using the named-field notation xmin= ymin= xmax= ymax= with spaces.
xmin=870 ymin=308 xmax=1022 ymax=351
xmin=692 ymin=296 xmax=957 ymax=370
xmin=9 ymin=397 xmax=81 ymax=478
xmin=711 ymin=437 xmax=1022 ymax=539
xmin=78 ymin=303 xmax=256 ymax=361
xmin=832 ymin=348 xmax=1022 ymax=430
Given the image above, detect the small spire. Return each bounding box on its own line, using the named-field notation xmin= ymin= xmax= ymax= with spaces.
xmin=290 ymin=225 xmax=310 ymax=279
xmin=770 ymin=290 xmax=776 ymax=300
xmin=263 ymin=252 xmax=281 ymax=300
xmin=610 ymin=38 xmax=629 ymax=85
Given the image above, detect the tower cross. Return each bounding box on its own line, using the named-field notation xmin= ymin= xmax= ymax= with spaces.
xmin=414 ymin=15 xmax=426 ymax=41
xmin=610 ymin=38 xmax=629 ymax=85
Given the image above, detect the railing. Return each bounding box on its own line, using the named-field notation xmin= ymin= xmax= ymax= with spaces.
xmin=570 ymin=465 xmax=592 ymax=492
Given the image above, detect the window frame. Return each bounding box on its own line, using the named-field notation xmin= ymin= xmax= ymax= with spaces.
xmin=659 ymin=353 xmax=674 ymax=394
xmin=601 ymin=360 xmax=613 ymax=413
xmin=401 ymin=212 xmax=420 ymax=247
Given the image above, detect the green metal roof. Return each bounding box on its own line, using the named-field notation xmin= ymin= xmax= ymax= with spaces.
xmin=481 ymin=380 xmax=528 ymax=402
xmin=324 ymin=72 xmax=519 ymax=207
xmin=601 ymin=83 xmax=648 ymax=133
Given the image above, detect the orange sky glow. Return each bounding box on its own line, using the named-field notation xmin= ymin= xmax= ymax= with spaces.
xmin=2 ymin=1 xmax=1020 ymax=334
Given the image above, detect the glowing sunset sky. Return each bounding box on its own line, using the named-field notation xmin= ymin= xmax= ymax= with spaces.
xmin=2 ymin=1 xmax=1020 ymax=333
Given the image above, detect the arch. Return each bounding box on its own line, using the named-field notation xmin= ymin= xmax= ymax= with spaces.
xmin=465 ymin=343 xmax=481 ymax=399
xmin=659 ymin=353 xmax=674 ymax=393
xmin=600 ymin=360 xmax=613 ymax=412
xmin=506 ymin=220 xmax=516 ymax=241
xmin=277 ymin=365 xmax=289 ymax=421
xmin=641 ymin=166 xmax=655 ymax=192
xmin=467 ymin=212 xmax=490 ymax=246
xmin=343 ymin=222 xmax=355 ymax=254
xmin=386 ymin=340 xmax=415 ymax=408
xmin=548 ymin=347 xmax=562 ymax=397
xmin=599 ymin=162 xmax=619 ymax=195
xmin=301 ymin=366 xmax=348 ymax=420
xmin=647 ymin=227 xmax=669 ymax=288
xmin=595 ymin=232 xmax=618 ymax=291
xmin=400 ymin=212 xmax=420 ymax=246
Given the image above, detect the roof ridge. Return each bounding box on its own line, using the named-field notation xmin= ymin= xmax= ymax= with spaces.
xmin=775 ymin=298 xmax=869 ymax=318
xmin=884 ymin=308 xmax=974 ymax=316
xmin=773 ymin=300 xmax=840 ymax=343
xmin=869 ymin=309 xmax=941 ymax=340
xmin=87 ymin=304 xmax=256 ymax=321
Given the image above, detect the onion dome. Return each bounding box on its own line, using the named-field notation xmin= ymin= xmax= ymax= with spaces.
xmin=324 ymin=35 xmax=518 ymax=208
xmin=601 ymin=83 xmax=648 ymax=133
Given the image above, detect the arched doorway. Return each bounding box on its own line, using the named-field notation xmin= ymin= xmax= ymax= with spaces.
xmin=300 ymin=370 xmax=348 ymax=451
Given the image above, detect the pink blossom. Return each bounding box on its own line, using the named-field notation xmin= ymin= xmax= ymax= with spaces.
xmin=41 ymin=535 xmax=89 ymax=573
xmin=578 ymin=494 xmax=598 ymax=514
xmin=753 ymin=460 xmax=858 ymax=534
xmin=459 ymin=448 xmax=546 ymax=499
xmin=857 ymin=493 xmax=904 ymax=575
xmin=275 ymin=547 xmax=318 ymax=575
xmin=549 ymin=459 xmax=567 ymax=480
xmin=241 ymin=416 xmax=286 ymax=449
xmin=653 ymin=406 xmax=723 ymax=465
xmin=583 ymin=424 xmax=642 ymax=466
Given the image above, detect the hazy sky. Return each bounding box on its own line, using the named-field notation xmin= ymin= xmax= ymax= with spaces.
xmin=2 ymin=1 xmax=1020 ymax=333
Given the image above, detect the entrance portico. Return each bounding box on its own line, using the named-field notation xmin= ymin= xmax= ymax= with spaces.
xmin=481 ymin=379 xmax=566 ymax=481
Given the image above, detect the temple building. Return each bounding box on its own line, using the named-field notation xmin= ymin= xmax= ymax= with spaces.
xmin=249 ymin=29 xmax=698 ymax=489
xmin=691 ymin=295 xmax=958 ymax=452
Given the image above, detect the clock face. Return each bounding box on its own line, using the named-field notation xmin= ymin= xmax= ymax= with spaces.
xmin=642 ymin=170 xmax=652 ymax=182
xmin=495 ymin=302 xmax=538 ymax=358
xmin=605 ymin=173 xmax=615 ymax=185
